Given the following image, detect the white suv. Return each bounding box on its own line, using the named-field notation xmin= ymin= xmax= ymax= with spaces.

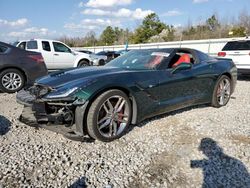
xmin=218 ymin=38 xmax=250 ymax=75
xmin=15 ymin=39 xmax=93 ymax=70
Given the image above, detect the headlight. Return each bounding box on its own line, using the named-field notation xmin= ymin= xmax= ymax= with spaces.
xmin=45 ymin=87 xmax=78 ymax=99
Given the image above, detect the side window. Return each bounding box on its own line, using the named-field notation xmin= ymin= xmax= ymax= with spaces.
xmin=97 ymin=51 xmax=105 ymax=55
xmin=27 ymin=41 xmax=38 ymax=50
xmin=18 ymin=42 xmax=27 ymax=50
xmin=42 ymin=41 xmax=51 ymax=51
xmin=168 ymin=52 xmax=194 ymax=69
xmin=198 ymin=52 xmax=212 ymax=62
xmin=53 ymin=42 xmax=71 ymax=53
xmin=0 ymin=45 xmax=8 ymax=53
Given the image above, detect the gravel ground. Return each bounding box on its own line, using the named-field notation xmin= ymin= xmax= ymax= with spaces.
xmin=0 ymin=79 xmax=250 ymax=188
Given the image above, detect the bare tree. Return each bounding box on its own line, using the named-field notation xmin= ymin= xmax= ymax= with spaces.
xmin=238 ymin=9 xmax=250 ymax=35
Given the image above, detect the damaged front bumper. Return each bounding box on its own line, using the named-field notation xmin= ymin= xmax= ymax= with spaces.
xmin=16 ymin=88 xmax=89 ymax=140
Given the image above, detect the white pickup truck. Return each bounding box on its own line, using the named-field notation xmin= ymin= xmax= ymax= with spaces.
xmin=14 ymin=39 xmax=93 ymax=70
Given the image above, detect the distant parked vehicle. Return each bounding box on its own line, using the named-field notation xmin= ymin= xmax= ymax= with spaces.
xmin=115 ymin=49 xmax=130 ymax=57
xmin=0 ymin=41 xmax=47 ymax=93
xmin=96 ymin=51 xmax=119 ymax=62
xmin=78 ymin=50 xmax=93 ymax=54
xmin=218 ymin=38 xmax=250 ymax=75
xmin=15 ymin=39 xmax=93 ymax=70
xmin=78 ymin=50 xmax=107 ymax=66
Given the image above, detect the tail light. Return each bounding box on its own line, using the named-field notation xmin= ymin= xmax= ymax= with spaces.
xmin=28 ymin=54 xmax=44 ymax=63
xmin=218 ymin=52 xmax=226 ymax=57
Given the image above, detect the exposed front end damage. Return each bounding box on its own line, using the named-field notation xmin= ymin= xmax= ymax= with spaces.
xmin=17 ymin=84 xmax=89 ymax=140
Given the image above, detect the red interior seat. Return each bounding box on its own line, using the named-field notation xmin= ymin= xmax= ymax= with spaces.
xmin=172 ymin=54 xmax=191 ymax=68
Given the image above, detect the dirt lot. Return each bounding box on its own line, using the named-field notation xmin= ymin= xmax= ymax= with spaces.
xmin=0 ymin=79 xmax=250 ymax=187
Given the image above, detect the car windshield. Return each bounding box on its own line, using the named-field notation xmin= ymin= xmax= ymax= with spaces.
xmin=96 ymin=51 xmax=106 ymax=55
xmin=105 ymin=49 xmax=173 ymax=70
xmin=12 ymin=41 xmax=19 ymax=46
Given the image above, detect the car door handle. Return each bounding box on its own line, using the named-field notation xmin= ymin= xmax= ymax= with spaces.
xmin=54 ymin=54 xmax=59 ymax=56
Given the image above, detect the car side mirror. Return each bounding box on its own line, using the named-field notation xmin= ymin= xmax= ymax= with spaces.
xmin=171 ymin=62 xmax=192 ymax=74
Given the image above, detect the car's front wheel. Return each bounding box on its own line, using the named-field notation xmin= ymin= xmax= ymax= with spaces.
xmin=78 ymin=60 xmax=89 ymax=67
xmin=211 ymin=75 xmax=231 ymax=107
xmin=86 ymin=90 xmax=132 ymax=142
xmin=0 ymin=68 xmax=25 ymax=93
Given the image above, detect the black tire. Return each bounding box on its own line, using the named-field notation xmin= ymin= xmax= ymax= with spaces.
xmin=78 ymin=60 xmax=89 ymax=67
xmin=86 ymin=89 xmax=132 ymax=142
xmin=0 ymin=68 xmax=25 ymax=93
xmin=99 ymin=59 xmax=105 ymax=66
xmin=211 ymin=75 xmax=231 ymax=108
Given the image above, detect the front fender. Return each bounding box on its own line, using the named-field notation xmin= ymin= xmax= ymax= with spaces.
xmin=73 ymin=55 xmax=92 ymax=67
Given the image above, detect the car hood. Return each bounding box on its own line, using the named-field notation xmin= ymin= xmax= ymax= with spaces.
xmin=36 ymin=66 xmax=124 ymax=88
xmin=90 ymin=54 xmax=107 ymax=59
xmin=72 ymin=51 xmax=91 ymax=58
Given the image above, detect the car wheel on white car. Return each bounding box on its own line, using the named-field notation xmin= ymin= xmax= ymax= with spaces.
xmin=78 ymin=60 xmax=89 ymax=67
xmin=99 ymin=59 xmax=105 ymax=66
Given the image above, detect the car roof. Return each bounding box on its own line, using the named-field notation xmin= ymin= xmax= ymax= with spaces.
xmin=14 ymin=39 xmax=63 ymax=43
xmin=130 ymin=47 xmax=196 ymax=52
xmin=0 ymin=41 xmax=14 ymax=48
xmin=229 ymin=37 xmax=250 ymax=42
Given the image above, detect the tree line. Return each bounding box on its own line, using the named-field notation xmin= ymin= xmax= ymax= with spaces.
xmin=59 ymin=11 xmax=250 ymax=47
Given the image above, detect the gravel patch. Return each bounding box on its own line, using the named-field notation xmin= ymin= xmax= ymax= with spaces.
xmin=0 ymin=80 xmax=250 ymax=187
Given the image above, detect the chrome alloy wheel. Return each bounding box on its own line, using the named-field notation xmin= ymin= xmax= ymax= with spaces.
xmin=97 ymin=95 xmax=129 ymax=137
xmin=217 ymin=78 xmax=231 ymax=106
xmin=1 ymin=72 xmax=22 ymax=91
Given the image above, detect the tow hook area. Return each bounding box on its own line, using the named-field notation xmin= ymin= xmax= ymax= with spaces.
xmin=33 ymin=102 xmax=75 ymax=126
xmin=19 ymin=106 xmax=91 ymax=142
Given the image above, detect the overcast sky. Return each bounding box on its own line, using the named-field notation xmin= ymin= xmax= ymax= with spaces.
xmin=0 ymin=0 xmax=249 ymax=42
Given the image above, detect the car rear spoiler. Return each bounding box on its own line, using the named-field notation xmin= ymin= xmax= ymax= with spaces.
xmin=215 ymin=57 xmax=233 ymax=61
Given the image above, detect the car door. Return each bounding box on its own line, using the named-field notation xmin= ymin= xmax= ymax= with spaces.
xmin=40 ymin=41 xmax=54 ymax=70
xmin=52 ymin=42 xmax=76 ymax=69
xmin=131 ymin=69 xmax=164 ymax=120
xmin=155 ymin=52 xmax=213 ymax=113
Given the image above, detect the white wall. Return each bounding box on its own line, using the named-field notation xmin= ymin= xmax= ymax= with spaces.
xmin=73 ymin=37 xmax=247 ymax=56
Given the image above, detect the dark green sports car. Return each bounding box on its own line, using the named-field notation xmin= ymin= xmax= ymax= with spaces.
xmin=17 ymin=48 xmax=237 ymax=142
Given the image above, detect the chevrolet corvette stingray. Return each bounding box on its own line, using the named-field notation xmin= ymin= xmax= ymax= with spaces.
xmin=17 ymin=48 xmax=237 ymax=142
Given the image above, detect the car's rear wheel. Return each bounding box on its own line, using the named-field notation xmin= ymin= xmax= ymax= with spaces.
xmin=211 ymin=75 xmax=231 ymax=107
xmin=78 ymin=60 xmax=89 ymax=67
xmin=86 ymin=90 xmax=132 ymax=142
xmin=0 ymin=68 xmax=25 ymax=93
xmin=99 ymin=59 xmax=105 ymax=66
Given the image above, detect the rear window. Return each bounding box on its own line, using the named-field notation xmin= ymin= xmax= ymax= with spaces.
xmin=27 ymin=41 xmax=38 ymax=50
xmin=42 ymin=41 xmax=51 ymax=51
xmin=0 ymin=45 xmax=8 ymax=53
xmin=222 ymin=41 xmax=250 ymax=51
xmin=12 ymin=41 xmax=19 ymax=46
xmin=17 ymin=42 xmax=26 ymax=49
xmin=197 ymin=51 xmax=213 ymax=62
